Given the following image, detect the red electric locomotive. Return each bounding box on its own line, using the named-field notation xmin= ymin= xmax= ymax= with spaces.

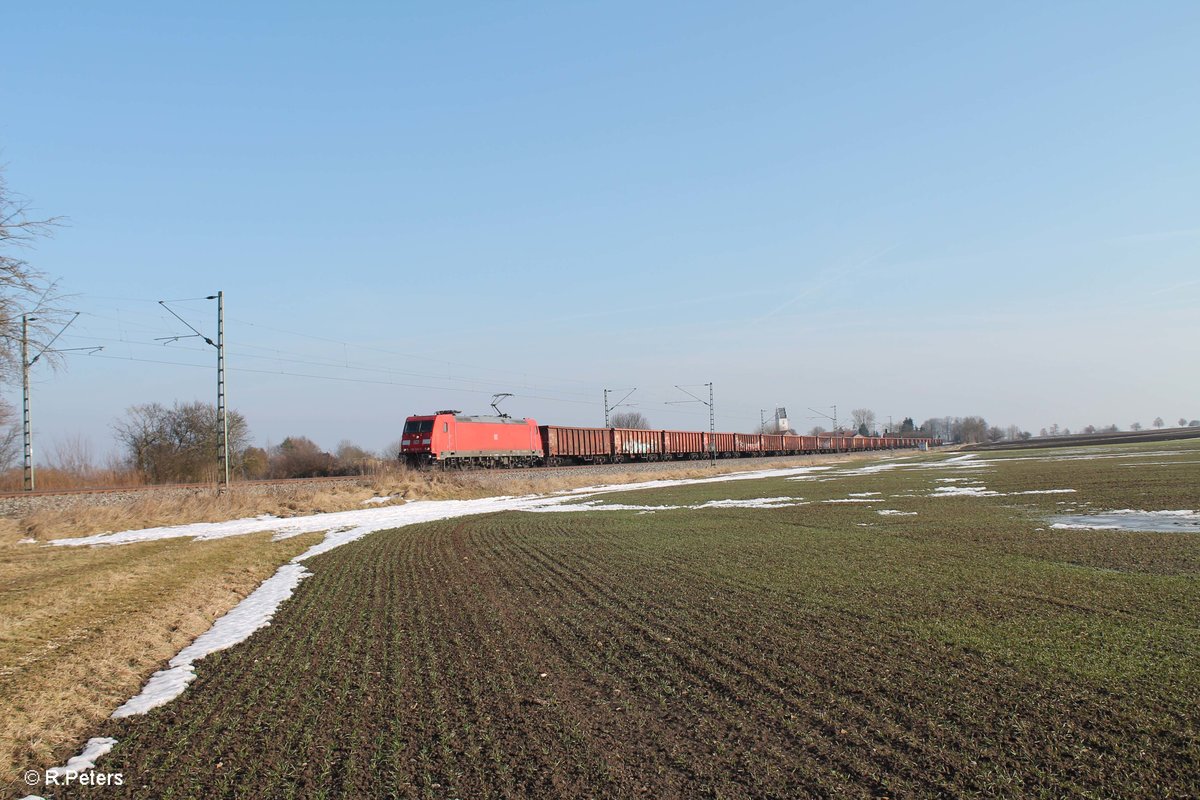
xmin=400 ymin=410 xmax=542 ymax=468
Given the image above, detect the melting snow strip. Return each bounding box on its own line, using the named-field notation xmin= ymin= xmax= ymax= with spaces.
xmin=526 ymin=497 xmax=807 ymax=513
xmin=822 ymin=498 xmax=885 ymax=503
xmin=930 ymin=486 xmax=1002 ymax=497
xmin=112 ymin=564 xmax=311 ymax=718
xmin=1049 ymin=509 xmax=1199 ymax=532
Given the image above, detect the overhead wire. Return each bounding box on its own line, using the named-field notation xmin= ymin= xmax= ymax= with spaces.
xmin=48 ymin=297 xmax=779 ymax=428
xmin=68 ymin=306 xmax=607 ymax=402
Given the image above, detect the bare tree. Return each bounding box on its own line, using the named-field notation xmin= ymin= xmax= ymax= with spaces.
xmin=48 ymin=433 xmax=95 ymax=476
xmin=850 ymin=408 xmax=876 ymax=432
xmin=809 ymin=425 xmax=827 ymax=435
xmin=0 ymin=403 xmax=18 ymax=468
xmin=1 ymin=168 xmax=69 ymax=380
xmin=954 ymin=416 xmax=989 ymax=444
xmin=270 ymin=436 xmax=335 ymax=478
xmin=335 ymin=440 xmax=374 ymax=474
xmin=611 ymin=411 xmax=650 ymax=429
xmin=920 ymin=417 xmax=955 ymax=441
xmin=113 ymin=401 xmax=251 ymax=483
xmin=241 ymin=446 xmax=269 ymax=479
xmin=1130 ymin=422 xmax=1143 ymax=431
xmin=1153 ymin=417 xmax=1164 ymax=429
xmin=0 ymin=169 xmax=70 ymax=457
xmin=1179 ymin=418 xmax=1188 ymax=427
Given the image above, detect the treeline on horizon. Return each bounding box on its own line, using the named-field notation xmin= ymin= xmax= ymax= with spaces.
xmin=3 ymin=402 xmax=1197 ymax=491
xmin=0 ymin=401 xmax=397 ymax=490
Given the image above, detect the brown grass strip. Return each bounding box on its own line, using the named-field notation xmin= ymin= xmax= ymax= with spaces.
xmin=0 ymin=530 xmax=320 ymax=786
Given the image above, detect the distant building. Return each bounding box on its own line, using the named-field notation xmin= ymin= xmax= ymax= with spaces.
xmin=765 ymin=407 xmax=793 ymax=434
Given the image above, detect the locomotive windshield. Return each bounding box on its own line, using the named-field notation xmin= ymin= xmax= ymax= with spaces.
xmin=403 ymin=420 xmax=434 ymax=434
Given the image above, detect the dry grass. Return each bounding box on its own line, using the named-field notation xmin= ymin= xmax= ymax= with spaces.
xmin=0 ymin=530 xmax=320 ymax=787
xmin=0 ymin=466 xmax=145 ymax=493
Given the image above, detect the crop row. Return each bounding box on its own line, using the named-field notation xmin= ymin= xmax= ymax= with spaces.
xmin=55 ymin=490 xmax=1199 ymax=798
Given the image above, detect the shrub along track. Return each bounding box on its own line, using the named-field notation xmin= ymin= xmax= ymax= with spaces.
xmin=57 ymin=493 xmax=1198 ymax=799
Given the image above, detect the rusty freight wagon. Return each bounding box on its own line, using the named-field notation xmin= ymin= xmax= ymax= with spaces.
xmin=734 ymin=433 xmax=762 ymax=454
xmin=760 ymin=434 xmax=785 ymax=454
xmin=663 ymin=430 xmax=706 ymax=459
xmin=540 ymin=425 xmax=611 ymax=465
xmin=611 ymin=428 xmax=663 ymax=461
xmin=706 ymin=432 xmax=737 ymax=457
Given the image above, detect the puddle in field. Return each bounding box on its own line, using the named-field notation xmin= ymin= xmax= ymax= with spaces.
xmin=1049 ymin=510 xmax=1200 ymax=532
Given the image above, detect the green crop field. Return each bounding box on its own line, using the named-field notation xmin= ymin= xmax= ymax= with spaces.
xmin=55 ymin=441 xmax=1199 ymax=799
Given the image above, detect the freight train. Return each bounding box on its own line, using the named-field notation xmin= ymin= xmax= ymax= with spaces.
xmin=400 ymin=410 xmax=938 ymax=468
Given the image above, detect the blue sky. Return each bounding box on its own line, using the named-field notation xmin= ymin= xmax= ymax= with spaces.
xmin=3 ymin=2 xmax=1198 ymax=456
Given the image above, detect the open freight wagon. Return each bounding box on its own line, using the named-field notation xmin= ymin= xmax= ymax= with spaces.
xmin=406 ymin=412 xmax=939 ymax=468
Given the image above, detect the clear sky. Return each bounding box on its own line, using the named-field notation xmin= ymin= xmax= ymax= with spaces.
xmin=2 ymin=2 xmax=1198 ymax=457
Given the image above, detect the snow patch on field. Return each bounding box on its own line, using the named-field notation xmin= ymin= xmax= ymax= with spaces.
xmin=112 ymin=563 xmax=311 ymax=717
xmin=361 ymin=495 xmax=395 ymax=505
xmin=929 ymin=486 xmax=1076 ymax=498
xmin=848 ymin=492 xmax=882 ymax=497
xmin=45 ymin=736 xmax=117 ymax=779
xmin=1049 ymin=509 xmax=1200 ymax=532
xmin=877 ymin=509 xmax=917 ymax=516
xmin=822 ymin=498 xmax=885 ymax=504
xmin=698 ymin=497 xmax=804 ymax=509
xmin=528 ymin=496 xmax=807 ymax=513
xmin=930 ymin=485 xmax=1002 ymax=497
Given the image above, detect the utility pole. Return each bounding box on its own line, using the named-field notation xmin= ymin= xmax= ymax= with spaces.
xmin=760 ymin=408 xmax=766 ymax=433
xmin=159 ymin=293 xmax=228 ymax=490
xmin=217 ymin=291 xmax=229 ymax=489
xmin=807 ymin=405 xmax=839 ymax=450
xmin=603 ymin=387 xmax=636 ymax=427
xmin=670 ymin=383 xmax=714 ymax=463
xmin=21 ymin=315 xmax=32 ymax=492
xmin=20 ymin=312 xmax=98 ymax=491
xmin=709 ymin=382 xmax=714 ymax=461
